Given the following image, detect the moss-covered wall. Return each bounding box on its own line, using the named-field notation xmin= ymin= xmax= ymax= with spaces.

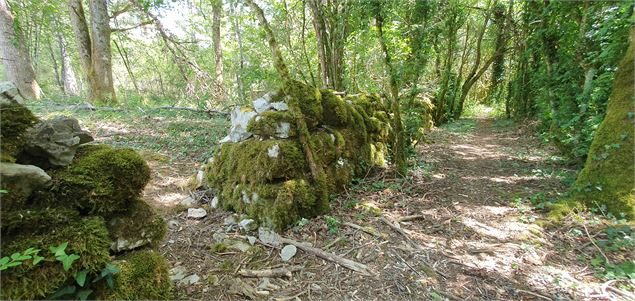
xmin=204 ymin=82 xmax=393 ymax=230
xmin=553 ymin=31 xmax=635 ymax=219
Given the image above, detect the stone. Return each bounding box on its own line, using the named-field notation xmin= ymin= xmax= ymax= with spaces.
xmin=270 ymin=102 xmax=288 ymax=111
xmin=247 ymin=236 xmax=257 ymax=245
xmin=223 ymin=215 xmax=238 ymax=225
xmin=22 ymin=116 xmax=93 ymax=167
xmin=212 ymin=232 xmax=228 ymax=242
xmin=253 ymin=93 xmax=273 ymax=113
xmin=0 ymin=81 xmax=24 ymax=104
xmin=227 ymin=240 xmax=251 ymax=252
xmin=219 ymin=107 xmax=257 ymax=143
xmin=180 ymin=274 xmax=200 ymax=285
xmin=107 ymin=199 xmax=167 ymax=253
xmin=275 ymin=122 xmax=291 ymax=138
xmin=0 ymin=162 xmax=51 ymax=209
xmin=280 ymin=245 xmax=297 ymax=261
xmin=169 ymin=266 xmax=187 ymax=282
xmin=211 ymin=196 xmax=219 ymax=208
xmin=258 ymin=227 xmax=281 ymax=247
xmin=167 ymin=220 xmax=179 ymax=229
xmin=180 ymin=196 xmax=196 ymax=207
xmin=267 ymin=144 xmax=280 ymax=158
xmin=239 ymin=219 xmax=257 ymax=232
xmin=187 ymin=208 xmax=207 ymax=219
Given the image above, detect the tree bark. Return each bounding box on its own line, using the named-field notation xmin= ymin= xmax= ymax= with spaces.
xmin=211 ymin=0 xmax=225 ymax=103
xmin=89 ymin=0 xmax=116 ymax=103
xmin=0 ymin=0 xmax=41 ymax=99
xmin=58 ymin=33 xmax=80 ymax=96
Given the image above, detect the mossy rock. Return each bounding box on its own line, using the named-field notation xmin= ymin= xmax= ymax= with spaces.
xmin=0 ymin=217 xmax=111 ymax=300
xmin=206 ymin=139 xmax=306 ymax=187
xmin=1 ymin=206 xmax=80 ymax=237
xmin=107 ymin=198 xmax=167 ymax=252
xmin=247 ymin=111 xmax=296 ymax=138
xmin=555 ymin=36 xmax=635 ymax=219
xmin=97 ymin=250 xmax=172 ymax=300
xmin=321 ymin=89 xmax=352 ymax=127
xmin=0 ymin=101 xmax=38 ymax=162
xmin=284 ymin=80 xmax=323 ymax=127
xmin=42 ymin=145 xmax=151 ymax=217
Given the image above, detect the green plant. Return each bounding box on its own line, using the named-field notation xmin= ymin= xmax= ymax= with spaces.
xmin=50 ymin=263 xmax=119 ymax=301
xmin=324 ymin=216 xmax=340 ymax=235
xmin=0 ymin=247 xmax=44 ymax=271
xmin=49 ymin=242 xmax=80 ymax=271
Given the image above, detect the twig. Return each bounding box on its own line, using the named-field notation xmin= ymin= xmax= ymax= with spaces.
xmin=582 ymin=223 xmax=609 ymax=264
xmin=238 ymin=265 xmax=303 ymax=278
xmin=397 ymin=215 xmax=425 ymax=222
xmin=323 ymin=237 xmax=342 ymax=250
xmin=343 ymin=222 xmax=386 ymax=238
xmin=516 ymin=289 xmax=552 ymax=301
xmin=279 ymin=237 xmax=373 ymax=276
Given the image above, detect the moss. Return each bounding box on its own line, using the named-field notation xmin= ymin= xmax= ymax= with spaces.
xmin=1 ymin=206 xmax=80 ymax=236
xmin=42 ymin=145 xmax=150 ymax=217
xmin=247 ymin=111 xmax=296 ymax=138
xmin=0 ymin=101 xmax=38 ymax=162
xmin=99 ymin=250 xmax=172 ymax=300
xmin=0 ymin=217 xmax=111 ymax=300
xmin=285 ymin=80 xmax=323 ymax=127
xmin=321 ymin=89 xmax=352 ymax=127
xmin=557 ymin=35 xmax=635 ymax=219
xmin=107 ymin=198 xmax=167 ymax=252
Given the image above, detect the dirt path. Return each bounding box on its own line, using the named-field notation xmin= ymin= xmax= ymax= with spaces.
xmin=156 ymin=118 xmax=620 ymax=300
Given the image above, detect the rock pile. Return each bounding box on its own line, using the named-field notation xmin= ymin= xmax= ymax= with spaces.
xmin=201 ymin=81 xmax=393 ymax=230
xmin=0 ymin=82 xmax=171 ymax=300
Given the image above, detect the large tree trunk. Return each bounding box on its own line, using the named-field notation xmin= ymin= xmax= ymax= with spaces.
xmin=0 ymin=0 xmax=41 ymax=99
xmin=211 ymin=0 xmax=225 ymax=104
xmin=559 ymin=31 xmax=635 ymax=219
xmin=89 ymin=0 xmax=116 ymax=103
xmin=58 ymin=34 xmax=80 ymax=96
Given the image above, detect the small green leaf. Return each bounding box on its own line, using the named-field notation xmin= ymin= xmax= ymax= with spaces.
xmin=0 ymin=257 xmax=10 ymax=265
xmin=106 ymin=275 xmax=114 ymax=288
xmin=102 ymin=263 xmax=119 ymax=276
xmin=49 ymin=242 xmax=68 ymax=257
xmin=59 ymin=254 xmax=80 ymax=271
xmin=50 ymin=285 xmax=76 ymax=299
xmin=76 ymin=289 xmax=93 ymax=301
xmin=75 ymin=269 xmax=89 ymax=287
xmin=32 ymin=255 xmax=44 ymax=265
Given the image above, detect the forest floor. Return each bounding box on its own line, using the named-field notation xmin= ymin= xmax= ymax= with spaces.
xmin=28 ymin=104 xmax=635 ymax=300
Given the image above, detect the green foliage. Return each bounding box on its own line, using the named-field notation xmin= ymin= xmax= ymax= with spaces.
xmin=51 ymin=263 xmax=120 ymax=301
xmin=0 ymin=247 xmax=43 ymax=271
xmin=324 ymin=216 xmax=340 ymax=235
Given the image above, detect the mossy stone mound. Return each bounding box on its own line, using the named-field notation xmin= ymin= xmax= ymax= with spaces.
xmin=107 ymin=198 xmax=167 ymax=252
xmin=204 ymin=82 xmax=392 ymax=230
xmin=43 ymin=144 xmax=151 ymax=217
xmin=0 ymin=217 xmax=111 ymax=300
xmin=97 ymin=250 xmax=173 ymax=300
xmin=0 ymin=101 xmax=38 ymax=162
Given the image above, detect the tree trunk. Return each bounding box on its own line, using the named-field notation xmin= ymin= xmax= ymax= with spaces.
xmin=230 ymin=2 xmax=246 ymax=101
xmin=375 ymin=3 xmax=406 ymax=176
xmin=89 ymin=0 xmax=116 ymax=103
xmin=0 ymin=0 xmax=41 ymax=99
xmin=211 ymin=0 xmax=225 ymax=104
xmin=58 ymin=33 xmax=80 ymax=96
xmin=559 ymin=30 xmax=634 ymax=219
xmin=48 ymin=39 xmax=64 ymax=92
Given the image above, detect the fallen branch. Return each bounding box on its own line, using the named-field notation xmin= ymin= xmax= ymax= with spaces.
xmin=238 ymin=265 xmax=303 ymax=278
xmin=343 ymin=222 xmax=386 ymax=238
xmin=278 ymin=237 xmax=373 ymax=276
xmin=516 ymin=289 xmax=552 ymax=301
xmin=397 ymin=214 xmax=425 ymax=222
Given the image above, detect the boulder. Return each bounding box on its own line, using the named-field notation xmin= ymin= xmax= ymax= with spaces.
xmin=0 ymin=81 xmax=25 ymax=104
xmin=0 ymin=162 xmax=51 ymax=211
xmin=21 ymin=116 xmax=93 ymax=167
xmin=107 ymin=199 xmax=167 ymax=252
xmin=219 ymin=107 xmax=258 ymax=143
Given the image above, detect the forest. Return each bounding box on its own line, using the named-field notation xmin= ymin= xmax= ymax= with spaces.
xmin=0 ymin=0 xmax=634 ymax=300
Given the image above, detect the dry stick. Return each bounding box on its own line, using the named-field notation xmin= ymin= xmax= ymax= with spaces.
xmin=278 ymin=237 xmax=373 ymax=276
xmin=397 ymin=214 xmax=425 ymax=222
xmin=379 ymin=217 xmax=448 ymax=279
xmin=582 ymin=223 xmax=609 ymax=264
xmin=238 ymin=265 xmax=303 ymax=278
xmin=343 ymin=222 xmax=385 ymax=238
xmin=516 ymin=289 xmax=552 ymax=301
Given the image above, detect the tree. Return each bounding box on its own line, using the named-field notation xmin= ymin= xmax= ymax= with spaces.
xmin=557 ymin=30 xmax=634 ymax=219
xmin=58 ymin=33 xmax=80 ymax=96
xmin=211 ymin=0 xmax=225 ymax=103
xmin=68 ymin=0 xmax=116 ymax=104
xmin=0 ymin=0 xmax=41 ymax=99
